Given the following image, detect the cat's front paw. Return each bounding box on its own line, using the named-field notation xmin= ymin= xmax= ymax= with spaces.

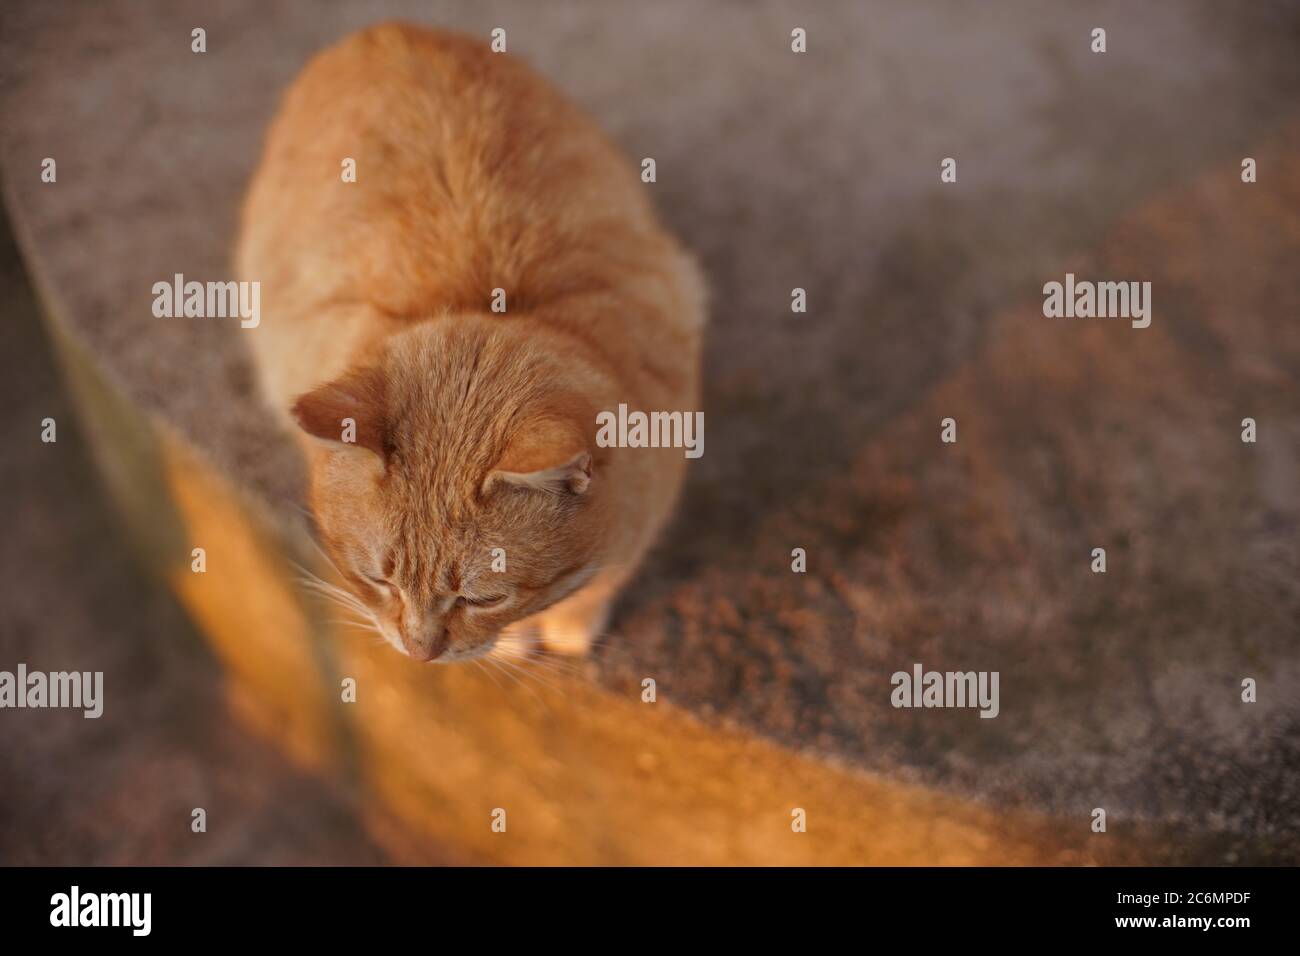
xmin=492 ymin=620 xmax=543 ymax=659
xmin=535 ymin=595 xmax=612 ymax=657
xmin=536 ymin=621 xmax=595 ymax=657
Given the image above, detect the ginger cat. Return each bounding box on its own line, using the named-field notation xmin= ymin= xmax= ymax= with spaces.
xmin=237 ymin=23 xmax=705 ymax=662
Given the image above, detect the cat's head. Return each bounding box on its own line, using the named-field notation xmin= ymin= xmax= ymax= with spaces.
xmin=290 ymin=320 xmax=610 ymax=662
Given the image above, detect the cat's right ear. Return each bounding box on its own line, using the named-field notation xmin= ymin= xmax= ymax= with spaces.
xmin=290 ymin=366 xmax=389 ymax=459
xmin=483 ymin=416 xmax=592 ymax=496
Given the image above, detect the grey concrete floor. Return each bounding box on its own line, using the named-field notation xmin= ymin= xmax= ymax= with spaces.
xmin=2 ymin=1 xmax=1297 ymax=862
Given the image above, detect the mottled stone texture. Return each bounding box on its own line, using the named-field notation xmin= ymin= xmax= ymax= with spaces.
xmin=2 ymin=0 xmax=1298 ymax=859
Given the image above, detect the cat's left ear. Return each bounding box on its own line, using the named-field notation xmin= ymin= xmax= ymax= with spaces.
xmin=290 ymin=365 xmax=389 ymax=459
xmin=484 ymin=417 xmax=592 ymax=496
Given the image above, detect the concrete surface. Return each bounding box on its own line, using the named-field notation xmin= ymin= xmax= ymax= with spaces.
xmin=2 ymin=0 xmax=1298 ymax=859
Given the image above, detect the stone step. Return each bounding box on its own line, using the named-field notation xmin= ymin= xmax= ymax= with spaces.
xmin=3 ymin=0 xmax=1297 ymax=863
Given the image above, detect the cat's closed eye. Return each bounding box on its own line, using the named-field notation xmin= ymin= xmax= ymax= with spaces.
xmin=364 ymin=555 xmax=397 ymax=588
xmin=459 ymin=593 xmax=508 ymax=610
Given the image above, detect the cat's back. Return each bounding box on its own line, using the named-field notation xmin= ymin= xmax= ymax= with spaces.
xmin=240 ymin=22 xmax=659 ymax=316
xmin=278 ymin=23 xmax=577 ymax=169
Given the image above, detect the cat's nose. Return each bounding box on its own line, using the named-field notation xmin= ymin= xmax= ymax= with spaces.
xmin=402 ymin=621 xmax=449 ymax=662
